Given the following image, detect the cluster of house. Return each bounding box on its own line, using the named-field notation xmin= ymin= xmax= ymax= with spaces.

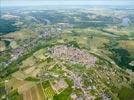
xmin=53 ymin=45 xmax=96 ymax=66
xmin=10 ymin=38 xmax=38 ymax=60
xmin=100 ymin=93 xmax=111 ymax=100
xmin=39 ymin=23 xmax=70 ymax=38
xmin=1 ymin=23 xmax=70 ymax=68
xmin=11 ymin=48 xmax=24 ymax=61
xmin=56 ymin=23 xmax=70 ymax=31
xmin=70 ymin=93 xmax=94 ymax=100
xmin=39 ymin=28 xmax=54 ymax=38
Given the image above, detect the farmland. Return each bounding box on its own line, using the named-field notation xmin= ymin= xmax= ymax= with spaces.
xmin=0 ymin=5 xmax=134 ymax=100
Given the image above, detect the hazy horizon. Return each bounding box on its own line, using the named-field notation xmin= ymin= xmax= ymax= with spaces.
xmin=1 ymin=0 xmax=134 ymax=7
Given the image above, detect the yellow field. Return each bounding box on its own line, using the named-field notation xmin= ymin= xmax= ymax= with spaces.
xmin=5 ymin=76 xmax=45 ymax=100
xmin=10 ymin=40 xmax=18 ymax=49
xmin=77 ymin=36 xmax=87 ymax=45
xmin=21 ymin=48 xmax=46 ymax=69
xmin=23 ymin=64 xmax=43 ymax=77
xmin=3 ymin=29 xmax=38 ymax=40
xmin=119 ymin=40 xmax=134 ymax=54
xmin=12 ymin=71 xmax=27 ymax=80
xmin=89 ymin=37 xmax=109 ymax=49
xmin=5 ymin=78 xmax=35 ymax=93
xmin=103 ymin=26 xmax=134 ymax=36
xmin=19 ymin=48 xmax=48 ymax=77
xmin=22 ymin=84 xmax=45 ymax=100
xmin=0 ymin=41 xmax=6 ymax=51
xmin=33 ymin=49 xmax=46 ymax=60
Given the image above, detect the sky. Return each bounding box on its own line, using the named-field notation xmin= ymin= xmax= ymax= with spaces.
xmin=1 ymin=0 xmax=134 ymax=7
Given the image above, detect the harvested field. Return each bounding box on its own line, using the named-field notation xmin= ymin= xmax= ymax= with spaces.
xmin=5 ymin=78 xmax=35 ymax=93
xmin=22 ymin=84 xmax=45 ymax=100
xmin=18 ymin=82 xmax=35 ymax=93
xmin=6 ymin=77 xmax=45 ymax=100
xmin=23 ymin=62 xmax=47 ymax=77
xmin=12 ymin=71 xmax=27 ymax=80
xmin=24 ymin=67 xmax=36 ymax=75
xmin=22 ymin=56 xmax=35 ymax=68
xmin=0 ymin=41 xmax=6 ymax=51
xmin=119 ymin=40 xmax=134 ymax=54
